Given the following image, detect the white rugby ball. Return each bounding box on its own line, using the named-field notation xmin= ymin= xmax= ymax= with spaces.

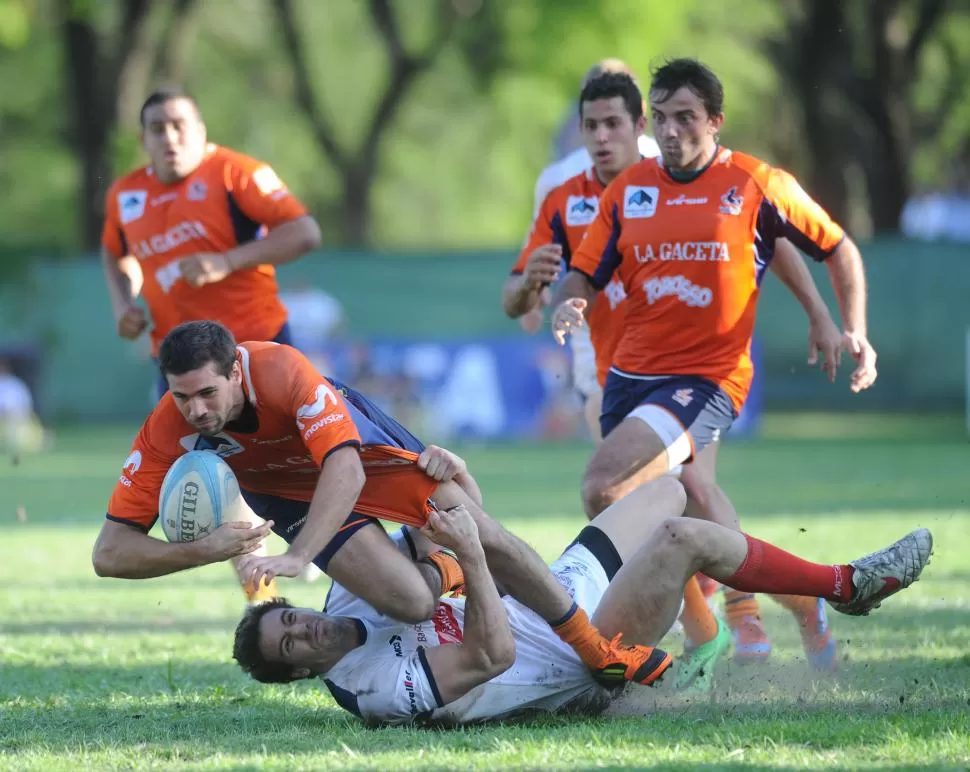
xmin=159 ymin=451 xmax=241 ymax=543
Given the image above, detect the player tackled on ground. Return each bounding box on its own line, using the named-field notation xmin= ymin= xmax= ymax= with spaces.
xmin=93 ymin=320 xmax=672 ymax=688
xmin=233 ymin=479 xmax=932 ymax=726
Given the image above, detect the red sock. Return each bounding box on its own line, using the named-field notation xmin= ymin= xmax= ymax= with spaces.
xmin=723 ymin=534 xmax=854 ymax=603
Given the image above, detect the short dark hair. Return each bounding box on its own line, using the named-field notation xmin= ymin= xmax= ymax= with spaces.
xmin=158 ymin=320 xmax=237 ymax=378
xmin=139 ymin=86 xmax=201 ymax=126
xmin=649 ymin=58 xmax=724 ymax=118
xmin=578 ymin=72 xmax=644 ymax=123
xmin=233 ymin=597 xmax=299 ymax=684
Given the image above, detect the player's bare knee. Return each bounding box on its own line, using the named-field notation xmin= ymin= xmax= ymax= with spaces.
xmin=656 ymin=517 xmax=704 ymax=559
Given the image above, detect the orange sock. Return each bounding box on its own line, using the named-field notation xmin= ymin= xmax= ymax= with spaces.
xmin=681 ymin=575 xmax=719 ymax=646
xmin=771 ymin=594 xmax=818 ymax=619
xmin=423 ymin=551 xmax=465 ymax=595
xmin=552 ymin=605 xmax=608 ymax=664
xmin=724 ymin=589 xmax=762 ymax=630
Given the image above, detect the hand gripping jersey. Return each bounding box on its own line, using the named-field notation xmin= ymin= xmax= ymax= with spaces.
xmin=107 ymin=342 xmax=437 ymax=532
xmin=514 ymin=168 xmax=627 ymax=389
xmin=570 ymin=149 xmax=845 ymax=411
xmin=102 ymin=144 xmax=309 ymax=355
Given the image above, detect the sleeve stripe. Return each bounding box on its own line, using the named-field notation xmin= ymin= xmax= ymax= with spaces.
xmin=417 ymin=646 xmax=445 ymax=708
xmin=590 ymin=202 xmax=623 ymax=290
xmin=320 ymin=439 xmax=362 ymax=464
xmin=105 ymin=513 xmax=156 ymax=533
xmin=549 ymin=211 xmax=571 ymax=265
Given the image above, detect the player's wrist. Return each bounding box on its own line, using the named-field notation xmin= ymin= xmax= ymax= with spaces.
xmin=224 ymin=249 xmax=242 ymax=273
xmin=454 ymin=544 xmax=487 ymax=567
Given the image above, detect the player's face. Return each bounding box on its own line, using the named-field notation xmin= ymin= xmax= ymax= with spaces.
xmin=141 ymin=98 xmax=207 ymax=184
xmin=649 ymin=87 xmax=723 ymax=172
xmin=581 ymin=97 xmax=644 ymax=181
xmin=167 ymin=361 xmax=242 ymax=436
xmin=258 ymin=607 xmax=348 ymax=677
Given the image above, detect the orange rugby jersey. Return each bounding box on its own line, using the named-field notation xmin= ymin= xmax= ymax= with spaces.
xmin=107 ymin=342 xmax=437 ymax=533
xmin=513 ymin=168 xmax=627 ymax=387
xmin=102 ymin=144 xmax=309 ymax=355
xmin=570 ymin=149 xmax=845 ymax=411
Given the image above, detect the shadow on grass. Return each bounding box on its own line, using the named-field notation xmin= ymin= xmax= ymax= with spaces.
xmin=1 ymin=653 xmax=967 ymax=759
xmin=0 ymin=615 xmax=243 ymax=637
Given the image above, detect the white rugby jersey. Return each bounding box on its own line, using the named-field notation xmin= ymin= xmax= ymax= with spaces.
xmin=318 ymin=534 xmax=615 ymax=725
xmin=320 ymin=592 xmax=599 ymax=726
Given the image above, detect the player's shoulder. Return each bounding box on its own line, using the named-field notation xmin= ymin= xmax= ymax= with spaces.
xmin=544 ymin=168 xmax=600 ymax=209
xmin=208 ymin=144 xmax=267 ymax=172
xmin=719 ymin=148 xmax=776 ymax=187
xmin=238 ymin=341 xmax=317 ymax=405
xmin=108 ymin=164 xmax=152 ymax=189
xmin=141 ymin=393 xmax=193 ymax=452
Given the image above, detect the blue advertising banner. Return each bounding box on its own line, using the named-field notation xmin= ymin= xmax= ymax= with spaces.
xmin=299 ymin=336 xmax=763 ymax=443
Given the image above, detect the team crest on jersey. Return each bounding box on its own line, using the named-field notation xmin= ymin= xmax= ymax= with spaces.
xmin=118 ymin=190 xmax=148 ymax=224
xmin=623 ymin=186 xmax=659 ymax=219
xmin=178 ymin=432 xmax=245 ymax=458
xmin=186 ymin=179 xmax=208 ymax=201
xmin=565 ymin=195 xmax=598 ymax=226
xmin=720 ymin=186 xmax=744 ymax=216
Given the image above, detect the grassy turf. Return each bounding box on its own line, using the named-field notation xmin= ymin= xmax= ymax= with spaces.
xmin=1 ymin=417 xmax=968 ymax=770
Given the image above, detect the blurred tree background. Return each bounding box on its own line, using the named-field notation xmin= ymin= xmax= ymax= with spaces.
xmin=1 ymin=0 xmax=968 ymax=257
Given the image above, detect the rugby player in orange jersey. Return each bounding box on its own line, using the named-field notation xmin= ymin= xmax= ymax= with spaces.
xmin=550 ymin=60 xmax=876 ymax=674
xmin=93 ymin=320 xmax=676 ymax=689
xmin=508 ymin=71 xmax=846 ymax=684
xmin=100 ymin=87 xmax=322 ymax=399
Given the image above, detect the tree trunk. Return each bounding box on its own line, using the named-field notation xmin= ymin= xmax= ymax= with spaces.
xmin=61 ymin=12 xmax=113 ymax=249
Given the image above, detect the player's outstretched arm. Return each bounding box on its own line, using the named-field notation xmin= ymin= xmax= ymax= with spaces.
xmin=92 ymin=518 xmax=272 ymax=579
xmin=419 ymin=506 xmax=516 ymax=705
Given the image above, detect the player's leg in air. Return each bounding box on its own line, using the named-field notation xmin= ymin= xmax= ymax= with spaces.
xmin=682 ymin=441 xmax=838 ymax=672
xmin=426 ymin=477 xmax=676 ymax=687
xmin=587 ymin=486 xmax=933 ymax=654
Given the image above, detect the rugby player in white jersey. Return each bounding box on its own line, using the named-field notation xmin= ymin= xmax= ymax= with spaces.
xmin=233 ymin=479 xmax=931 ymax=726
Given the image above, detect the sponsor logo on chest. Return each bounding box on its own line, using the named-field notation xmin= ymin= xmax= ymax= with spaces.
xmin=565 ymin=195 xmax=598 ymax=226
xmin=132 ymin=221 xmax=209 ymax=259
xmin=633 ymin=241 xmax=730 ymax=263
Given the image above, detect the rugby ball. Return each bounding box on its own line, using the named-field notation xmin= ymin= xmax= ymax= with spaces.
xmin=159 ymin=451 xmax=241 ymax=543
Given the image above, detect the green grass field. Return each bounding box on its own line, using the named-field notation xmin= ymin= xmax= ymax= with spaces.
xmin=1 ymin=416 xmax=969 ymax=770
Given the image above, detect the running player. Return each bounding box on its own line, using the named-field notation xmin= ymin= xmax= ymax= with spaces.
xmin=232 ymin=483 xmax=931 ymax=726
xmin=509 ymin=70 xmax=846 ymax=681
xmin=550 ymin=59 xmax=876 ymax=671
xmin=94 ymin=320 xmax=672 ymax=688
xmin=101 ymin=87 xmax=322 ymax=398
